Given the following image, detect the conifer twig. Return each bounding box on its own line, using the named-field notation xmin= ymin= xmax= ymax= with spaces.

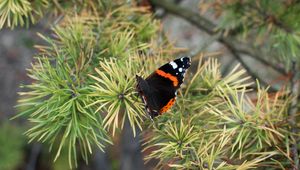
xmin=288 ymin=61 xmax=300 ymax=170
xmin=149 ymin=0 xmax=287 ymax=76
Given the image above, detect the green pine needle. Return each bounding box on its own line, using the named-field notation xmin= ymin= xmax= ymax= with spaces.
xmin=88 ymin=58 xmax=145 ymax=137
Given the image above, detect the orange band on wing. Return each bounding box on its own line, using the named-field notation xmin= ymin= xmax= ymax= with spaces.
xmin=156 ymin=69 xmax=178 ymax=86
xmin=160 ymin=98 xmax=176 ymax=113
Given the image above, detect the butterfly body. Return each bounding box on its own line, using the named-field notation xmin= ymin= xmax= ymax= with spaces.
xmin=136 ymin=57 xmax=191 ymax=119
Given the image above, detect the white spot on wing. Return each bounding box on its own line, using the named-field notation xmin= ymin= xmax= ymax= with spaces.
xmin=180 ymin=57 xmax=184 ymax=61
xmin=146 ymin=108 xmax=151 ymax=113
xmin=169 ymin=61 xmax=178 ymax=69
xmin=179 ymin=68 xmax=183 ymax=72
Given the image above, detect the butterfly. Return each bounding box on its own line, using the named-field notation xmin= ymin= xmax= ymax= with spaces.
xmin=136 ymin=57 xmax=191 ymax=119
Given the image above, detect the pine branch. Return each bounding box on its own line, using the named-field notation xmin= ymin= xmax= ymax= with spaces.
xmin=0 ymin=0 xmax=49 ymax=29
xmin=288 ymin=61 xmax=300 ymax=170
xmin=15 ymin=4 xmax=162 ymax=167
xmin=149 ymin=0 xmax=287 ymax=76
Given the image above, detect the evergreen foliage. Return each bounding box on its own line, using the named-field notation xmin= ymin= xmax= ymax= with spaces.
xmin=143 ymin=59 xmax=292 ymax=169
xmin=14 ymin=1 xmax=164 ymax=167
xmin=0 ymin=0 xmax=48 ymax=28
xmin=200 ymin=0 xmax=300 ymax=66
xmin=2 ymin=0 xmax=299 ymax=169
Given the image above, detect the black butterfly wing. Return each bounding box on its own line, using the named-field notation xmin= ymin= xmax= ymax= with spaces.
xmin=136 ymin=75 xmax=161 ymax=118
xmin=147 ymin=57 xmax=191 ymax=88
xmin=136 ymin=57 xmax=191 ymax=119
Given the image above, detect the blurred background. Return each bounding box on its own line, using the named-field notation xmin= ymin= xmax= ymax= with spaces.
xmin=0 ymin=0 xmax=298 ymax=169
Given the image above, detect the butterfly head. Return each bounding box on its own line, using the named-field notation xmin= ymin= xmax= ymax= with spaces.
xmin=180 ymin=56 xmax=191 ymax=69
